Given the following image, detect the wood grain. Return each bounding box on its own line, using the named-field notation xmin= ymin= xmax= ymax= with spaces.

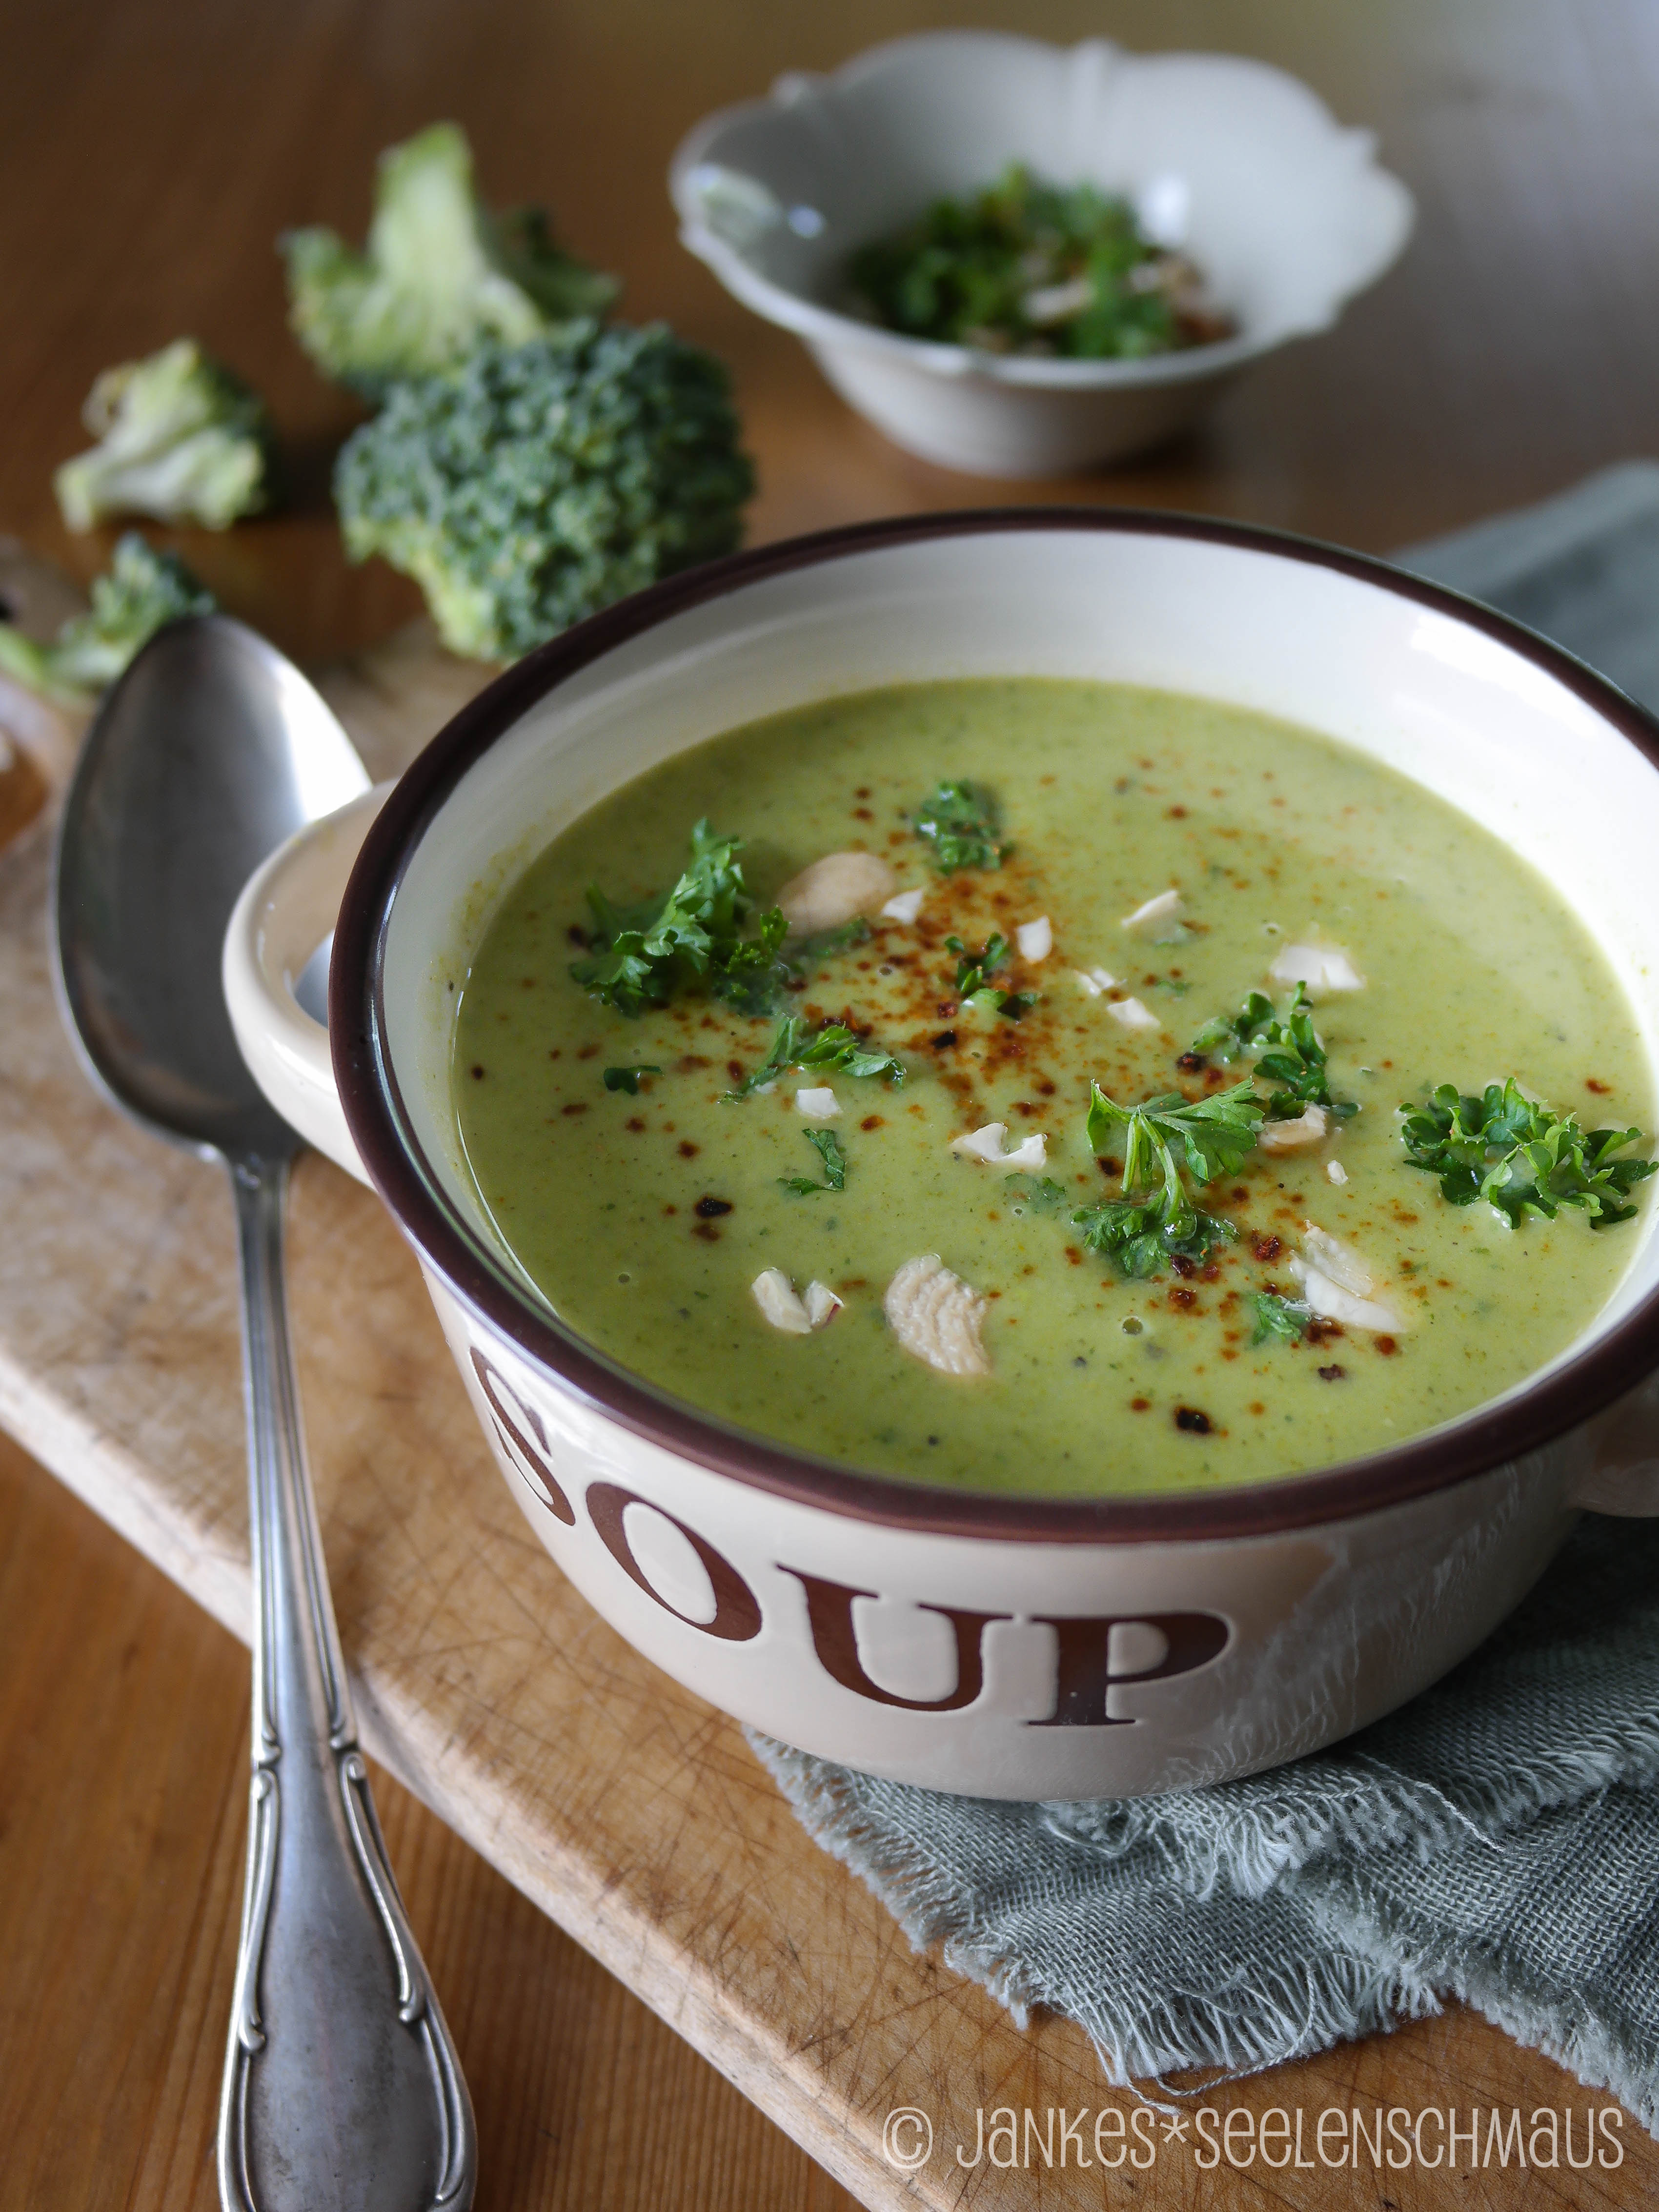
xmin=5 ymin=0 xmax=1659 ymax=2206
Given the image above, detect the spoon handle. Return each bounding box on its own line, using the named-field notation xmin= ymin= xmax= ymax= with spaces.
xmin=217 ymin=1157 xmax=476 ymax=2212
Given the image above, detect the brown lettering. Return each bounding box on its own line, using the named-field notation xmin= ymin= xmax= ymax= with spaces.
xmin=469 ymin=1348 xmax=575 ymax=1524
xmin=587 ymin=1482 xmax=762 ymax=1642
xmin=1031 ymin=1612 xmax=1230 ymax=1727
xmin=783 ymin=1571 xmax=1002 ymax=1711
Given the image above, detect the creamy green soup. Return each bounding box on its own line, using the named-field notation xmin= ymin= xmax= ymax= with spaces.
xmin=452 ymin=680 xmax=1653 ymax=1497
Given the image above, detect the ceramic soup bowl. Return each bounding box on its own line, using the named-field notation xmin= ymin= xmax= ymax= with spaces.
xmin=224 ymin=513 xmax=1659 ymax=1802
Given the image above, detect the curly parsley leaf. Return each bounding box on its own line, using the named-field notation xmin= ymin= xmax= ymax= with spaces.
xmin=1073 ymin=1080 xmax=1260 ymax=1277
xmin=1191 ymin=983 xmax=1356 ymax=1121
xmin=789 ymin=915 xmax=872 ymax=968
xmin=945 ymin=931 xmax=1036 ymax=1021
xmin=570 ymin=820 xmax=789 ymax=1017
xmin=726 ymin=1015 xmax=907 ymax=1101
xmin=1250 ymin=1289 xmax=1310 ymax=1346
xmin=779 ymin=1128 xmax=847 ymax=1196
xmin=1399 ymin=1079 xmax=1656 ymax=1228
xmin=1004 ymin=1173 xmax=1069 ymax=1215
xmin=913 ymin=779 xmax=1008 ymax=874
xmin=602 ymin=1065 xmax=661 ymax=1094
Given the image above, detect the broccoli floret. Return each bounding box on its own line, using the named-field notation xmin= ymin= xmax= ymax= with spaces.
xmin=333 ymin=323 xmax=754 ymax=660
xmin=54 ymin=340 xmax=277 ymax=532
xmin=0 ymin=533 xmax=215 ymax=699
xmin=281 ymin=122 xmax=618 ymax=397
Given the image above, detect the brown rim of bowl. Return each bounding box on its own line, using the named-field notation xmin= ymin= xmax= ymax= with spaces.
xmin=330 ymin=505 xmax=1659 ymax=1544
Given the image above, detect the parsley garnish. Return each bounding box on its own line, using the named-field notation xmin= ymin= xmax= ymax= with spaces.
xmin=602 ymin=1065 xmax=661 ymax=1094
xmin=789 ymin=915 xmax=872 ymax=967
xmin=726 ymin=1015 xmax=907 ymax=1101
xmin=779 ymin=1129 xmax=847 ymax=1196
xmin=1190 ymin=983 xmax=1356 ymax=1120
xmin=1004 ymin=1173 xmax=1069 ymax=1215
xmin=1400 ymin=1079 xmax=1656 ymax=1228
xmin=945 ymin=932 xmax=1036 ymax=1020
xmin=570 ymin=820 xmax=789 ymax=1017
xmin=1072 ymin=1080 xmax=1262 ymax=1278
xmin=1250 ymin=1290 xmax=1310 ymax=1346
xmin=913 ymin=779 xmax=1008 ymax=874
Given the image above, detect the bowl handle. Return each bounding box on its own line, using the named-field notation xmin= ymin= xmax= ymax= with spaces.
xmin=222 ymin=783 xmax=391 ymax=1186
xmin=1572 ymin=1368 xmax=1659 ymax=1515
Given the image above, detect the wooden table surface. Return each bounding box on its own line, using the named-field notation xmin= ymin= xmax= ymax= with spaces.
xmin=5 ymin=2 xmax=1659 ymax=2207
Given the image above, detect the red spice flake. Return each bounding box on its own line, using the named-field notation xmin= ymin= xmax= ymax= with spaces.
xmin=694 ymin=1196 xmax=732 ymax=1218
xmin=1176 ymin=1051 xmax=1207 ymax=1073
xmin=561 ymin=1101 xmax=589 ymax=1116
xmin=678 ymin=1139 xmax=699 ymax=1159
xmin=576 ymin=1042 xmax=599 ymax=1060
xmin=1248 ymin=1400 xmax=1266 ymax=1417
xmin=930 ymin=1030 xmax=958 ymax=1050
xmin=1171 ymin=1255 xmax=1197 ymax=1279
xmin=1166 ymin=805 xmax=1189 ymax=819
xmin=1587 ymin=1078 xmax=1611 ymax=1096
xmin=1221 ymin=1349 xmax=1238 ymax=1362
xmin=852 ymin=807 xmax=874 ymax=822
xmin=1204 ymin=1066 xmax=1227 ymax=1090
xmin=1231 ymin=1185 xmax=1249 ymax=1203
xmin=1317 ymin=1363 xmax=1348 ymax=1382
xmin=1012 ymin=1099 xmax=1039 ymax=1119
xmin=674 ymin=1054 xmax=712 ymax=1073
xmin=567 ymin=923 xmax=589 ymax=947
xmin=1169 ymin=1286 xmax=1199 ymax=1312
xmin=860 ymin=1114 xmax=885 ymax=1132
xmin=625 ymin=1116 xmax=645 ymax=1133
xmin=836 ymin=1278 xmax=870 ymax=1293
xmin=662 ymin=1203 xmax=677 ymax=1216
xmin=1130 ymin=1397 xmax=1151 ymax=1413
xmin=1174 ymin=1405 xmax=1213 ymax=1434
xmin=1307 ymin=1319 xmax=1344 ymax=1346
xmin=1036 ymin=1078 xmax=1057 ymax=1097
xmin=469 ymin=1064 xmax=486 ymax=1080
xmin=1375 ymin=1335 xmax=1398 ymax=1357
xmin=1064 ymin=1245 xmax=1083 ymax=1266
xmin=548 ymin=1048 xmax=562 ymax=1060
xmin=727 ymin=1059 xmax=745 ymax=1081
xmin=520 ymin=976 xmax=537 ymax=990
xmin=691 ymin=1223 xmax=722 ymax=1242
xmin=1251 ymin=1232 xmax=1283 ymax=1262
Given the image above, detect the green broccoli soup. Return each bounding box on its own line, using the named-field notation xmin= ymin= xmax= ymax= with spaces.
xmin=451 ymin=679 xmax=1656 ymax=1498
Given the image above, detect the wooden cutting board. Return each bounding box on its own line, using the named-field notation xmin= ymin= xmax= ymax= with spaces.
xmin=0 ymin=584 xmax=1649 ymax=2211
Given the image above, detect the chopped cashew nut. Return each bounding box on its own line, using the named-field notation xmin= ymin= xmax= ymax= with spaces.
xmin=881 ymin=886 xmax=925 ymax=924
xmin=1022 ymin=275 xmax=1096 ymax=326
xmin=1270 ymin=942 xmax=1364 ymax=995
xmin=1075 ymin=966 xmax=1118 ymax=996
xmin=951 ymin=1122 xmax=1048 ymax=1170
xmin=884 ymin=1254 xmax=991 ymax=1377
xmin=1015 ymin=915 xmax=1052 ymax=961
xmin=752 ymin=1270 xmax=811 ymax=1334
xmin=1106 ymin=995 xmax=1161 ymax=1032
xmin=1121 ymin=888 xmax=1182 ymax=930
xmin=753 ymin=1271 xmax=842 ymax=1335
xmin=776 ymin=850 xmax=895 ymax=934
xmin=1258 ymin=1103 xmax=1329 ymax=1152
xmin=795 ymin=1085 xmax=840 ymax=1120
xmin=1289 ymin=1257 xmax=1401 ymax=1334
xmin=1301 ymin=1223 xmax=1375 ymax=1294
xmin=1327 ymin=1159 xmax=1348 ymax=1185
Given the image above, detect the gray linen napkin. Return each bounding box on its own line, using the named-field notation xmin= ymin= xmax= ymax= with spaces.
xmin=752 ymin=465 xmax=1659 ymax=2127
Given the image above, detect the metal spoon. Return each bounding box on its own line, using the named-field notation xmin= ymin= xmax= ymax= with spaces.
xmin=52 ymin=615 xmax=476 ymax=2212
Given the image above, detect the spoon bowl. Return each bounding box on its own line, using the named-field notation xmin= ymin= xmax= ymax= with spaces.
xmin=54 ymin=614 xmax=366 ymax=1156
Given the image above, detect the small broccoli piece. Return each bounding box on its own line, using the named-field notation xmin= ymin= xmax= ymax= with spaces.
xmin=54 ymin=340 xmax=277 ymax=532
xmin=282 ymin=122 xmax=618 ymax=397
xmin=334 ymin=322 xmax=754 ymax=660
xmin=0 ymin=534 xmax=214 ymax=699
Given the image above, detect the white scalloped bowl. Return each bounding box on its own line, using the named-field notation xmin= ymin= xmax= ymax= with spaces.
xmin=669 ymin=32 xmax=1415 ymax=476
